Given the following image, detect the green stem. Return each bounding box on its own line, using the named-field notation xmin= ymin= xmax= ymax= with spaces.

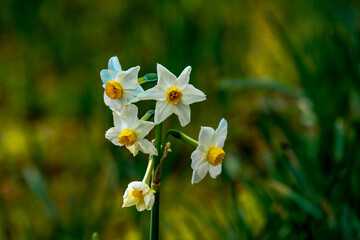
xmin=162 ymin=129 xmax=198 ymax=154
xmin=142 ymin=155 xmax=154 ymax=185
xmin=141 ymin=110 xmax=155 ymax=121
xmin=150 ymin=123 xmax=162 ymax=240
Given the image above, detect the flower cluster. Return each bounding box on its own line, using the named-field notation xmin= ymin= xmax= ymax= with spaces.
xmin=100 ymin=56 xmax=228 ymax=211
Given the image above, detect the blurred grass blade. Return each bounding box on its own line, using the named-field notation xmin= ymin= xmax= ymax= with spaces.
xmin=271 ymin=181 xmax=322 ymax=219
xmin=334 ymin=118 xmax=345 ymax=163
xmin=23 ymin=167 xmax=57 ymax=219
xmin=220 ymin=78 xmax=303 ymax=97
xmin=92 ymin=232 xmax=99 ymax=240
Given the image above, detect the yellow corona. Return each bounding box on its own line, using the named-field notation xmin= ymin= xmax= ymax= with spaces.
xmin=207 ymin=147 xmax=225 ymax=166
xmin=131 ymin=190 xmax=144 ymax=203
xmin=118 ymin=129 xmax=137 ymax=146
xmin=105 ymin=80 xmax=123 ymax=99
xmin=166 ymin=87 xmax=183 ymax=104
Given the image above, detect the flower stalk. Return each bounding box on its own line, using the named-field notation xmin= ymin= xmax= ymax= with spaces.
xmin=150 ymin=123 xmax=162 ymax=240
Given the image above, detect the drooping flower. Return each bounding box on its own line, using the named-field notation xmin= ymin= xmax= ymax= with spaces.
xmin=123 ymin=181 xmax=155 ymax=211
xmin=100 ymin=56 xmax=144 ymax=111
xmin=105 ymin=104 xmax=157 ymax=156
xmin=134 ymin=64 xmax=206 ymax=127
xmin=190 ymin=118 xmax=228 ymax=184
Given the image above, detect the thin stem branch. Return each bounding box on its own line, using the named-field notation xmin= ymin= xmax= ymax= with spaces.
xmin=138 ymin=73 xmax=158 ymax=85
xmin=140 ymin=110 xmax=155 ymax=121
xmin=161 ymin=130 xmax=198 ymax=157
xmin=142 ymin=155 xmax=154 ymax=185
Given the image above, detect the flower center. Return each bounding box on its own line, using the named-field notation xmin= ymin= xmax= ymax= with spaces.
xmin=207 ymin=147 xmax=225 ymax=166
xmin=105 ymin=80 xmax=123 ymax=99
xmin=118 ymin=129 xmax=137 ymax=146
xmin=166 ymin=87 xmax=183 ymax=104
xmin=131 ymin=190 xmax=144 ymax=203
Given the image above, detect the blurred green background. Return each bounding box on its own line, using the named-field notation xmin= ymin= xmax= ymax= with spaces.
xmin=1 ymin=0 xmax=360 ymax=239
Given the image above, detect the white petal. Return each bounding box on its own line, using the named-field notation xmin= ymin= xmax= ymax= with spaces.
xmin=191 ymin=158 xmax=205 ymax=170
xmin=130 ymin=181 xmax=146 ymax=190
xmin=136 ymin=202 xmax=147 ymax=212
xmin=198 ymin=126 xmax=215 ymax=149
xmin=108 ymin=56 xmax=122 ymax=72
xmin=105 ymin=127 xmax=121 ymax=146
xmin=122 ymin=188 xmax=131 ymax=204
xmin=155 ymin=100 xmax=173 ymax=124
xmin=135 ymin=120 xmax=155 ymax=138
xmin=121 ymin=104 xmax=139 ymax=129
xmin=144 ymin=193 xmax=153 ymax=206
xmin=157 ymin=64 xmax=177 ymax=89
xmin=146 ymin=194 xmax=155 ymax=210
xmin=213 ymin=118 xmax=228 ymax=148
xmin=181 ymin=84 xmax=206 ymax=105
xmin=115 ymin=71 xmax=125 ymax=84
xmin=141 ymin=185 xmax=150 ymax=195
xmin=191 ymin=148 xmax=207 ymax=169
xmin=104 ymin=92 xmax=116 ymax=111
xmin=112 ymin=110 xmax=124 ymax=129
xmin=173 ymin=102 xmax=191 ymax=127
xmin=137 ymin=138 xmax=158 ymax=156
xmin=198 ymin=144 xmax=209 ymax=153
xmin=197 ymin=161 xmax=209 ymax=178
xmin=191 ymin=162 xmax=208 ymax=185
xmin=137 ymin=86 xmax=166 ymax=101
xmin=127 ymin=143 xmax=140 ymax=156
xmin=173 ymin=66 xmax=191 ymax=90
xmin=123 ymin=187 xmax=130 ymax=199
xmin=124 ymin=85 xmax=144 ymax=103
xmin=191 ymin=170 xmax=200 ymax=184
xmin=121 ymin=66 xmax=141 ymax=89
xmin=209 ymin=164 xmax=222 ymax=179
xmin=123 ymin=195 xmax=136 ymax=207
xmin=113 ymin=97 xmax=127 ymax=112
xmin=100 ymin=69 xmax=116 ymax=85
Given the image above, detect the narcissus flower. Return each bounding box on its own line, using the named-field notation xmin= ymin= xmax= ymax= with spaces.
xmin=100 ymin=56 xmax=144 ymax=111
xmin=123 ymin=181 xmax=155 ymax=211
xmin=105 ymin=104 xmax=157 ymax=156
xmin=135 ymin=64 xmax=206 ymax=127
xmin=190 ymin=118 xmax=228 ymax=184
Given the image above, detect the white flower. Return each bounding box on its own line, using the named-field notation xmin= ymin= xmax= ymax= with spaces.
xmin=100 ymin=56 xmax=144 ymax=111
xmin=190 ymin=118 xmax=228 ymax=184
xmin=135 ymin=64 xmax=206 ymax=127
xmin=123 ymin=181 xmax=155 ymax=211
xmin=105 ymin=104 xmax=157 ymax=156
